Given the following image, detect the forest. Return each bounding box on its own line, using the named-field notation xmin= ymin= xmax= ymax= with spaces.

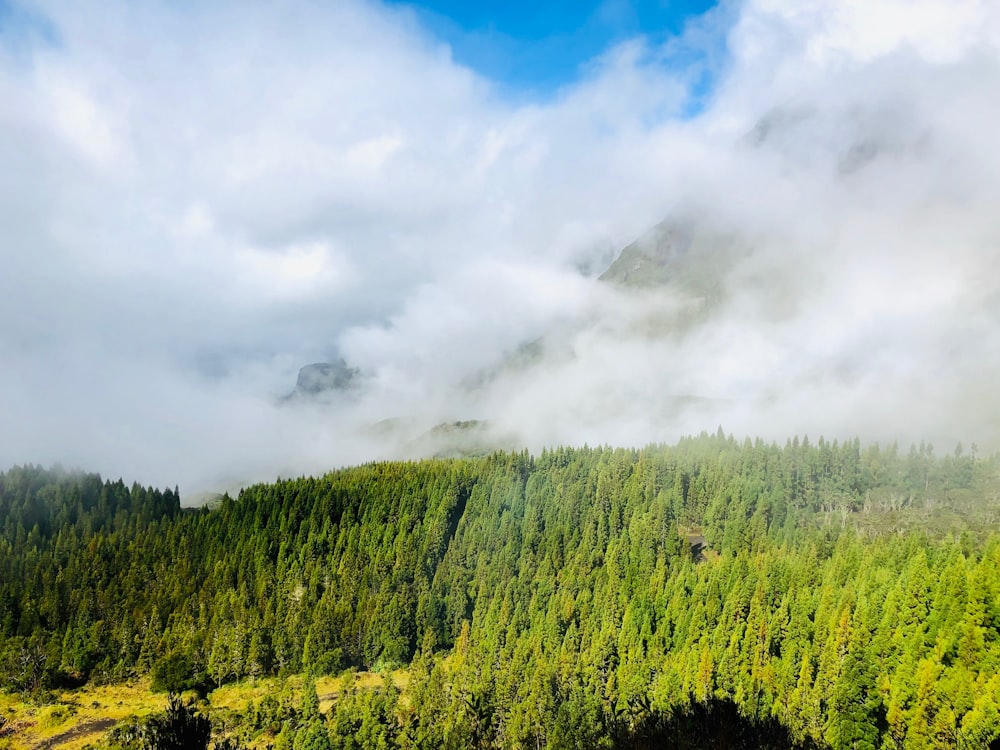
xmin=2 ymin=433 xmax=1000 ymax=749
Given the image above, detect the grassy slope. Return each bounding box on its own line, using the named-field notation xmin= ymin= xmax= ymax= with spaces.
xmin=0 ymin=681 xmax=166 ymax=750
xmin=0 ymin=670 xmax=409 ymax=750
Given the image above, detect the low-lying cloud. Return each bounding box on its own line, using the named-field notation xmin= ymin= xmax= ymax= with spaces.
xmin=2 ymin=0 xmax=999 ymax=495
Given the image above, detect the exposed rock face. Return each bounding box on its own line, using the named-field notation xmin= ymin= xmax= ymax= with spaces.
xmin=598 ymin=219 xmax=747 ymax=298
xmin=599 ymin=221 xmax=696 ymax=287
xmin=289 ymin=360 xmax=360 ymax=399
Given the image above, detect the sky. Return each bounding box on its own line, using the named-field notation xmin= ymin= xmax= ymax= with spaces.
xmin=389 ymin=0 xmax=718 ymax=95
xmin=2 ymin=0 xmax=1000 ymax=496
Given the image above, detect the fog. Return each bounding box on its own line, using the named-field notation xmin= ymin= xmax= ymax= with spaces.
xmin=2 ymin=0 xmax=1000 ymax=495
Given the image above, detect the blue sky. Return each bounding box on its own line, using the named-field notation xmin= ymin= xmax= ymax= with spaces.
xmin=394 ymin=0 xmax=719 ymax=95
xmin=0 ymin=0 xmax=59 ymax=62
xmin=0 ymin=0 xmax=720 ymax=99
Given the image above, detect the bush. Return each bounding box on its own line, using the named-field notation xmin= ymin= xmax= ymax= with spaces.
xmin=151 ymin=651 xmax=210 ymax=695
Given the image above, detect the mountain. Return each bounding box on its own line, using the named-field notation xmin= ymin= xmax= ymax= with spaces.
xmin=285 ymin=359 xmax=361 ymax=400
xmin=598 ymin=218 xmax=748 ymax=299
xmin=280 ymin=217 xmax=751 ymax=462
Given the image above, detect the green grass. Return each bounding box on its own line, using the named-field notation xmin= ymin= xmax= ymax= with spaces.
xmin=0 ymin=680 xmax=167 ymax=749
xmin=0 ymin=670 xmax=411 ymax=750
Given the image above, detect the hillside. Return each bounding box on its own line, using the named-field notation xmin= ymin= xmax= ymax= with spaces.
xmin=598 ymin=219 xmax=748 ymax=298
xmin=1 ymin=437 xmax=1000 ymax=748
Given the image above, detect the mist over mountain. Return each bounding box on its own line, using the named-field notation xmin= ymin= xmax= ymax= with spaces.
xmin=2 ymin=0 xmax=1000 ymax=494
xmin=286 ymin=360 xmax=362 ymax=401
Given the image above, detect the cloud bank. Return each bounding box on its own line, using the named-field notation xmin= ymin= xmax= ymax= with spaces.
xmin=2 ymin=0 xmax=999 ymax=494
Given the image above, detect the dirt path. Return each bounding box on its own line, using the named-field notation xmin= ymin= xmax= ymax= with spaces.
xmin=36 ymin=717 xmax=117 ymax=749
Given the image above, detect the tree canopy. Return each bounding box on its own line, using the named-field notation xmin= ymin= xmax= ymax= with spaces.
xmin=2 ymin=435 xmax=1000 ymax=748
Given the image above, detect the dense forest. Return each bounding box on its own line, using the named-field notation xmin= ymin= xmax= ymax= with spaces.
xmin=2 ymin=434 xmax=1000 ymax=748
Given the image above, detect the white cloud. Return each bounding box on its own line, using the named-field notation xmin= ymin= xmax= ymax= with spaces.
xmin=1 ymin=0 xmax=999 ymax=493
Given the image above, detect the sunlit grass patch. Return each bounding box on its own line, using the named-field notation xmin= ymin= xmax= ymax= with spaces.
xmin=207 ymin=677 xmax=285 ymax=714
xmin=0 ymin=680 xmax=168 ymax=750
xmin=208 ymin=669 xmax=410 ymax=716
xmin=0 ymin=669 xmax=414 ymax=749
